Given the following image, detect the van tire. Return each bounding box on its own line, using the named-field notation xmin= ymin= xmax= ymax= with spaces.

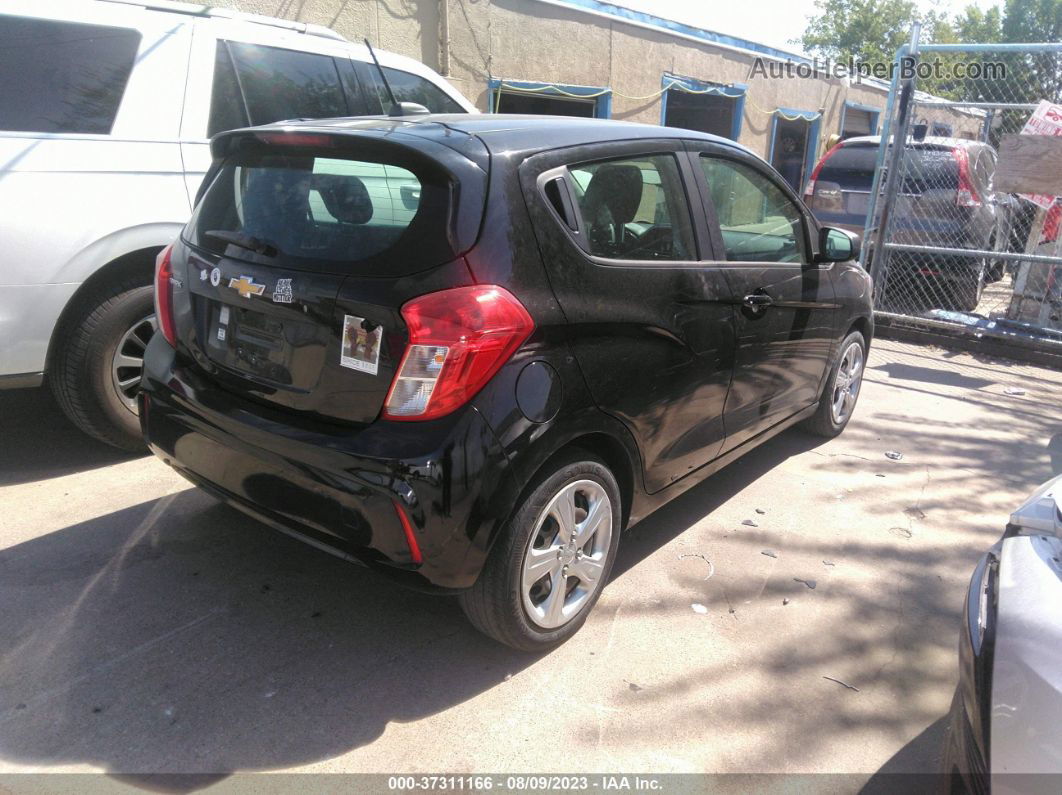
xmin=50 ymin=278 xmax=154 ymax=452
xmin=459 ymin=454 xmax=621 ymax=652
xmin=946 ymin=268 xmax=985 ymax=313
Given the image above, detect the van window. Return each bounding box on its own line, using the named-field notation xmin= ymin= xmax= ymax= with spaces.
xmin=0 ymin=16 xmax=141 ymax=134
xmin=225 ymin=41 xmax=348 ymax=127
xmin=208 ymin=43 xmax=249 ymax=136
xmin=370 ymin=66 xmax=463 ymax=113
xmin=567 ymin=154 xmax=695 ymax=261
xmin=700 ymin=156 xmax=806 ymax=263
xmin=186 ymin=148 xmax=459 ymax=275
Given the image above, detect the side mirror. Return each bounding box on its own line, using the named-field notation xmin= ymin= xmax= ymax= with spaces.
xmin=814 ymin=226 xmax=861 ymax=263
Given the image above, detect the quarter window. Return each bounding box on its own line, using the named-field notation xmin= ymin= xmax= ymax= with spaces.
xmin=370 ymin=67 xmax=463 ymax=114
xmin=700 ymin=156 xmax=806 ymax=263
xmin=568 ymin=154 xmax=695 ymax=261
xmin=0 ymin=16 xmax=141 ymax=134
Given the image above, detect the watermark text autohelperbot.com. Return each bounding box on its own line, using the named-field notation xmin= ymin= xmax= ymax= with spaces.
xmin=750 ymin=57 xmax=1007 ymax=83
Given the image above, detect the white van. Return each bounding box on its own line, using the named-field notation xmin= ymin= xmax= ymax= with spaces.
xmin=0 ymin=0 xmax=475 ymax=449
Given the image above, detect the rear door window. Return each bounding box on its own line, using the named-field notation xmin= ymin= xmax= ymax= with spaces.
xmin=566 ymin=154 xmax=695 ymax=260
xmin=186 ymin=146 xmax=457 ymax=275
xmin=700 ymin=156 xmax=807 ymax=263
xmin=0 ymin=16 xmax=141 ymax=134
xmin=221 ymin=41 xmax=349 ymax=129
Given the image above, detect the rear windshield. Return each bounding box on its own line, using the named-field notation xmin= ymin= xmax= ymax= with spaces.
xmin=185 ymin=148 xmax=456 ymax=273
xmin=819 ymin=144 xmax=878 ymax=184
xmin=820 ymin=143 xmax=958 ymax=189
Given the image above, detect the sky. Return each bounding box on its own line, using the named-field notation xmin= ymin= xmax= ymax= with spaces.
xmin=613 ymin=0 xmax=1003 ymax=57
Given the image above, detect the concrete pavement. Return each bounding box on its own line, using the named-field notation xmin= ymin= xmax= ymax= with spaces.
xmin=1 ymin=338 xmax=1059 ymax=783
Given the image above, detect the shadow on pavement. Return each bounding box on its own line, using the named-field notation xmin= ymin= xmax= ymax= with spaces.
xmin=861 ymin=715 xmax=949 ymax=794
xmin=0 ymin=428 xmax=824 ymax=781
xmin=0 ymin=387 xmax=144 ymax=486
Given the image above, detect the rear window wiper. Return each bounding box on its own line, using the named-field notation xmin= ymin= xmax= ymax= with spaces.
xmin=205 ymin=230 xmax=279 ymax=257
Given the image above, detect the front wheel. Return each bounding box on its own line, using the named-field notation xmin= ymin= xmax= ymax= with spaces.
xmin=459 ymin=455 xmax=622 ymax=652
xmin=801 ymin=330 xmax=866 ymax=438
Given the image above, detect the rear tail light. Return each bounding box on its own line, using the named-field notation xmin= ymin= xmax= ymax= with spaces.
xmin=811 ymin=181 xmax=844 ymax=213
xmin=804 ymin=141 xmax=846 ymax=203
xmin=953 ymin=147 xmax=981 ymax=207
xmin=383 ymin=285 xmax=534 ymax=421
xmin=154 ymin=243 xmax=177 ymax=347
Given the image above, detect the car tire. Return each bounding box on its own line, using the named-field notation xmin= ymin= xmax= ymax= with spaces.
xmin=50 ymin=278 xmax=155 ymax=452
xmin=800 ymin=330 xmax=866 ymax=438
xmin=946 ymin=268 xmax=985 ymax=313
xmin=458 ymin=453 xmax=622 ymax=652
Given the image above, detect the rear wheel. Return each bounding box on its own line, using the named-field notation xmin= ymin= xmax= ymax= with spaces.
xmin=945 ymin=267 xmax=985 ymax=313
xmin=459 ymin=455 xmax=621 ymax=652
xmin=50 ymin=278 xmax=154 ymax=452
xmin=801 ymin=330 xmax=866 ymax=438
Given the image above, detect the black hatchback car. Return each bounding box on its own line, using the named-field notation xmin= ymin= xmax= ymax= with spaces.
xmin=141 ymin=115 xmax=873 ymax=651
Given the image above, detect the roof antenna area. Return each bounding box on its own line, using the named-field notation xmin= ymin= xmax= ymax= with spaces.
xmin=364 ymin=38 xmax=402 ymax=115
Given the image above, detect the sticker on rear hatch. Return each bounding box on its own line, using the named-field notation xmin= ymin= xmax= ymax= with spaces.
xmin=273 ymin=278 xmax=293 ymax=304
xmin=340 ymin=315 xmax=382 ymax=375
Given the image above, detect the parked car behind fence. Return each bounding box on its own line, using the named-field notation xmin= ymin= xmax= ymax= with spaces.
xmin=804 ymin=135 xmax=1017 ymax=313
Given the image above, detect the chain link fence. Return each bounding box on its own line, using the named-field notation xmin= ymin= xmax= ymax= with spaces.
xmin=862 ymin=34 xmax=1062 ymax=355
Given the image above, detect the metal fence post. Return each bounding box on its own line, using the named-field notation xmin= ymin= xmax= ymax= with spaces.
xmin=868 ymin=24 xmax=922 ymax=305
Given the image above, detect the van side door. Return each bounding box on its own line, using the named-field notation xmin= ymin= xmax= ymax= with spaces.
xmin=519 ymin=140 xmax=736 ymax=493
xmin=687 ymin=144 xmax=838 ymax=452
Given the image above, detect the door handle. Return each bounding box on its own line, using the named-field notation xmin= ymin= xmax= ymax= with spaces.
xmin=742 ymin=292 xmax=774 ymax=308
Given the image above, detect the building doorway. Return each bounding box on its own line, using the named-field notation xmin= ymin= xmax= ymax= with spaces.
xmin=663 ymin=88 xmax=739 ymax=139
xmin=495 ymin=91 xmax=596 ymax=117
xmin=490 ymin=80 xmax=609 ymax=118
xmin=770 ymin=115 xmax=814 ymax=192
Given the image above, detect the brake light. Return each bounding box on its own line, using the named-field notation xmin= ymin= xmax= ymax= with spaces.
xmin=383 ymin=285 xmax=534 ymax=421
xmin=953 ymin=147 xmax=981 ymax=207
xmin=254 ymin=132 xmax=334 ymax=147
xmin=804 ymin=141 xmax=846 ymax=202
xmin=154 ymin=243 xmax=177 ymax=347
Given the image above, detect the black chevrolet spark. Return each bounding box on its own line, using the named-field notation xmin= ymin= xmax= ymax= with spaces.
xmin=142 ymin=115 xmax=872 ymax=651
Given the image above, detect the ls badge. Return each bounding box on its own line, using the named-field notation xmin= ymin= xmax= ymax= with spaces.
xmin=229 ymin=274 xmax=264 ymax=299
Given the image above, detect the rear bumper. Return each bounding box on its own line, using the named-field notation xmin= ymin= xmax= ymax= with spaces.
xmin=139 ymin=334 xmax=514 ymax=592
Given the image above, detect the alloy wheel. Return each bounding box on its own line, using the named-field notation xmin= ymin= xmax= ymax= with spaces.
xmin=110 ymin=313 xmax=157 ymax=414
xmin=830 ymin=341 xmax=864 ymax=426
xmin=521 ymin=479 xmax=613 ymax=630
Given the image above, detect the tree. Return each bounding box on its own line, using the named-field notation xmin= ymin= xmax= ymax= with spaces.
xmin=955 ymin=5 xmax=1003 ymax=42
xmin=798 ymin=0 xmax=946 ymax=64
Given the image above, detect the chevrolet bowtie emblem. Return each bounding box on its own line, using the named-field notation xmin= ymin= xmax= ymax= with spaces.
xmin=229 ymin=275 xmax=265 ymax=299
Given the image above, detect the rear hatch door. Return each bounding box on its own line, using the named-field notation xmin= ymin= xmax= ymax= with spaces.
xmin=175 ymin=126 xmax=488 ymax=425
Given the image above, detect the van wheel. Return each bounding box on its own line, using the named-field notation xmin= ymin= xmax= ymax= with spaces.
xmin=459 ymin=455 xmax=622 ymax=652
xmin=945 ymin=265 xmax=985 ymax=313
xmin=50 ymin=278 xmax=154 ymax=452
xmin=801 ymin=330 xmax=866 ymax=438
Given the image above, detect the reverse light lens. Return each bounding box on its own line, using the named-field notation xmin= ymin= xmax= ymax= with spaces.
xmin=383 ymin=285 xmax=534 ymax=421
xmin=154 ymin=243 xmax=177 ymax=347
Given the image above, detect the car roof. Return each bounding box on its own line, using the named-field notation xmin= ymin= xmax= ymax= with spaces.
xmin=840 ymin=134 xmax=984 ymax=149
xmin=225 ymin=114 xmax=757 ymax=161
